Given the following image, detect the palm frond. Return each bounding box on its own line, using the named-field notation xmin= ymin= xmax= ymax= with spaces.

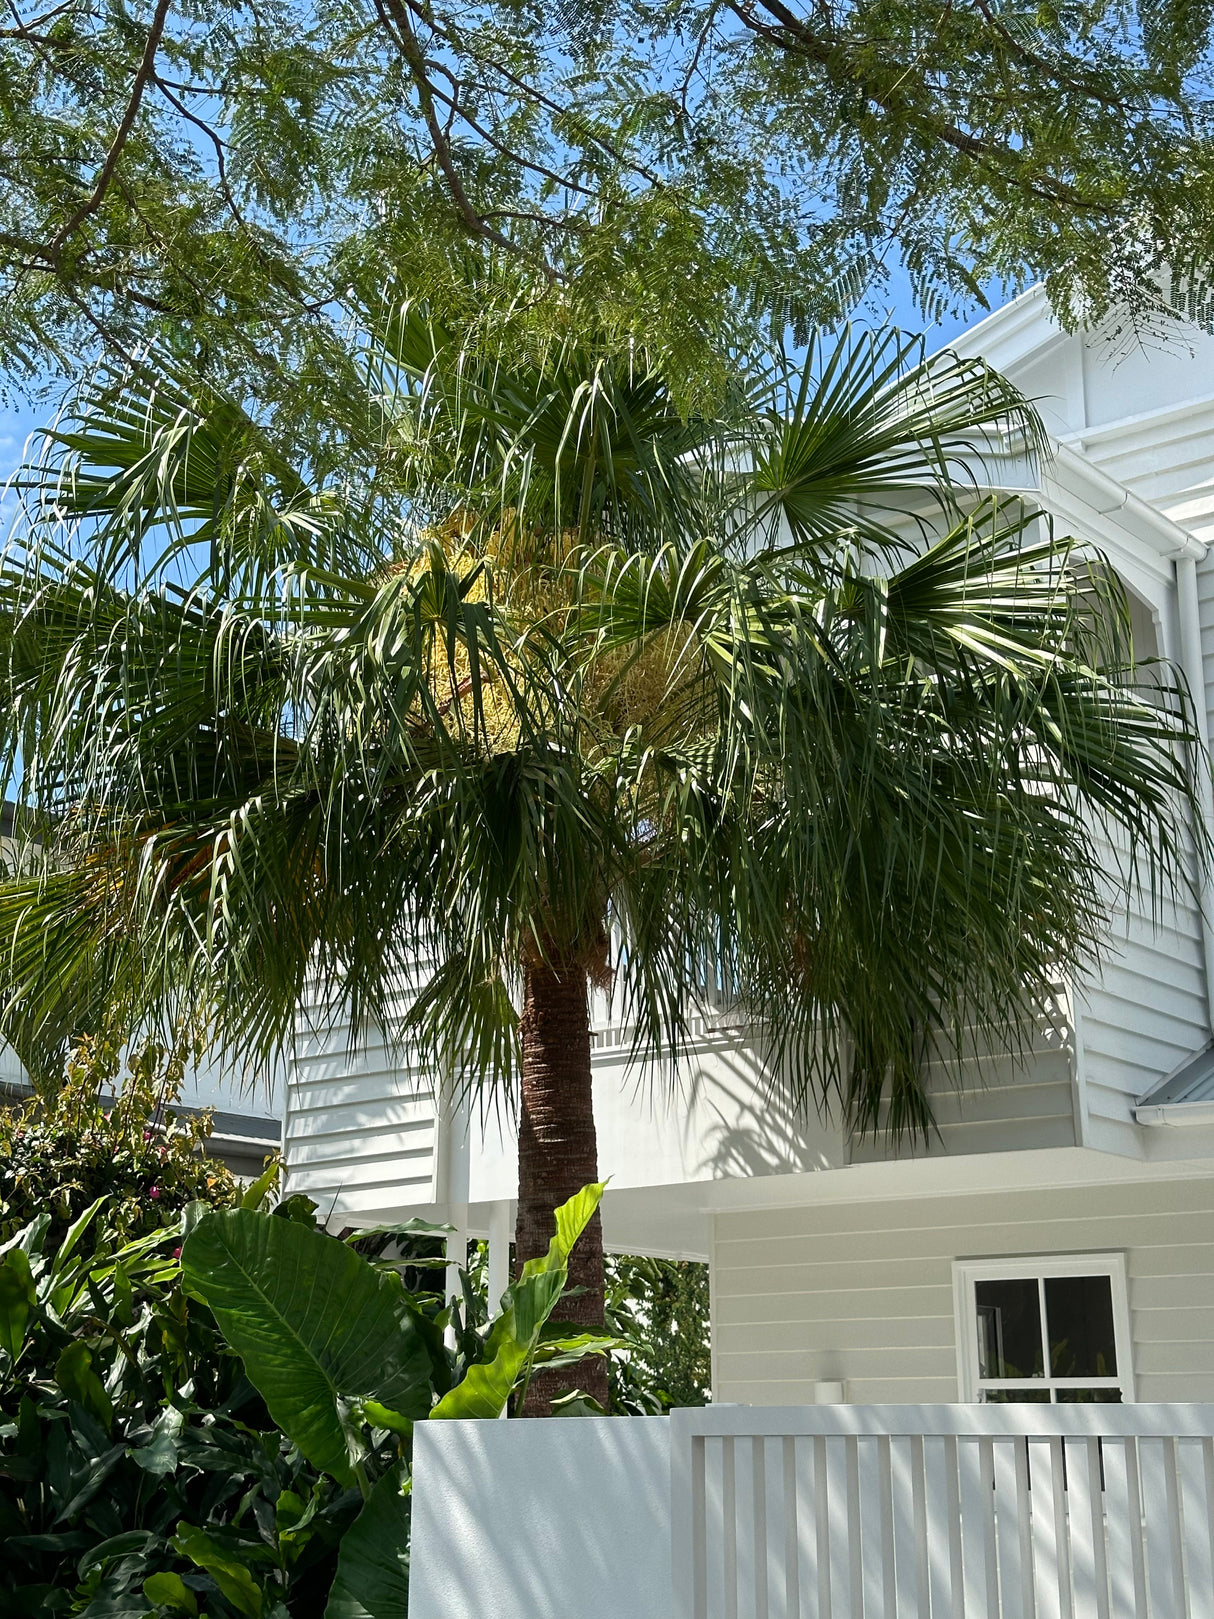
xmin=0 ymin=316 xmax=1203 ymax=1150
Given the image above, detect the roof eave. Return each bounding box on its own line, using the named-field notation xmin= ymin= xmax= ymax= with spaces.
xmin=968 ymin=435 xmax=1206 ymax=564
xmin=941 ymin=285 xmax=1060 ymax=373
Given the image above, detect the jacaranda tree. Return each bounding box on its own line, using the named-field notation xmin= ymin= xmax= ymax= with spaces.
xmin=0 ymin=313 xmax=1201 ymax=1409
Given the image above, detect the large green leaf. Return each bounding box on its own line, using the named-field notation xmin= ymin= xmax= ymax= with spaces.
xmin=54 ymin=1341 xmax=112 ymax=1427
xmin=323 ymin=1461 xmax=410 ymax=1619
xmin=172 ymin=1524 xmax=264 ymax=1617
xmin=430 ymin=1181 xmax=605 ymax=1420
xmin=180 ymin=1209 xmax=435 ymax=1484
xmin=142 ymin=1572 xmax=198 ymax=1615
xmin=0 ymin=1247 xmax=36 ymax=1357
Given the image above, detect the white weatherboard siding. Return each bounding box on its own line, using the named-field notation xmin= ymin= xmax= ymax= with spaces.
xmin=711 ymin=1172 xmax=1214 ymax=1405
xmin=848 ymin=1013 xmax=1077 ymax=1162
xmin=1076 ymin=394 xmax=1214 ymax=545
xmin=1077 ymin=844 xmax=1209 ymax=1157
xmin=283 ymin=1010 xmax=440 ymax=1220
xmin=969 ymin=306 xmax=1214 ymax=1156
xmin=1198 ymin=547 xmax=1214 ymax=722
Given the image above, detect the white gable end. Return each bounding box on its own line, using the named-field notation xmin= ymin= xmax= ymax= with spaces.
xmin=951 ymin=287 xmax=1214 ymax=543
xmin=951 ymin=291 xmax=1214 ymax=1160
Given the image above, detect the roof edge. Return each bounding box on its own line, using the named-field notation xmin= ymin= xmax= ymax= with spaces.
xmin=1136 ymin=1038 xmax=1214 ymax=1108
xmin=941 ymin=286 xmax=1061 ymax=372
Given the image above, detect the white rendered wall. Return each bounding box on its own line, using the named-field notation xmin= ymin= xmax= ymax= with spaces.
xmin=409 ymin=1417 xmax=671 ymax=1619
xmin=285 ymin=1009 xmax=846 ymax=1232
xmin=466 ymin=1031 xmax=845 ymax=1208
xmin=712 ymin=1170 xmax=1214 ymax=1405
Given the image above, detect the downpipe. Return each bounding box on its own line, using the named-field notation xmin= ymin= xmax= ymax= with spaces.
xmin=1173 ymin=552 xmax=1214 ymax=1034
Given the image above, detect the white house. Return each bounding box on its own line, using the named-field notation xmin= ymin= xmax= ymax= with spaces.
xmin=283 ymin=286 xmax=1214 ymax=1411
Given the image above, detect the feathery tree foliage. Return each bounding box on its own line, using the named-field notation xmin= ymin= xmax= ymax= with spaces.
xmin=0 ymin=312 xmax=1203 ymax=1408
xmin=2 ymin=0 xmax=1214 ymax=420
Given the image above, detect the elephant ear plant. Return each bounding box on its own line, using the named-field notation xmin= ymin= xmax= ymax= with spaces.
xmin=180 ymin=1181 xmax=612 ymax=1619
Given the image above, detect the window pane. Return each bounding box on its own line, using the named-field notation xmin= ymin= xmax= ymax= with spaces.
xmin=1044 ymin=1275 xmax=1117 ymax=1377
xmin=1055 ymin=1388 xmax=1122 ymax=1403
xmin=975 ymin=1279 xmax=1044 ymax=1379
xmin=980 ymin=1388 xmax=1051 ymax=1403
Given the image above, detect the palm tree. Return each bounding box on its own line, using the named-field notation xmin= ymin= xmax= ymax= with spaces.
xmin=0 ymin=314 xmax=1201 ymax=1412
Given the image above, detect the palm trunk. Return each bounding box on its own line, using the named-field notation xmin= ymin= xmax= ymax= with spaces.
xmin=515 ymin=953 xmax=608 ymax=1416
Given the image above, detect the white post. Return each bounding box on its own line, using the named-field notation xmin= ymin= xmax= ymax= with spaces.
xmin=1175 ymin=551 xmax=1214 ymax=1033
xmin=487 ymin=1199 xmax=512 ymax=1418
xmin=444 ymin=1205 xmax=468 ymax=1350
xmin=487 ymin=1199 xmax=511 ymax=1317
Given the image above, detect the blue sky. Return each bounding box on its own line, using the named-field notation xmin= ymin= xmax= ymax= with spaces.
xmin=0 ymin=395 xmax=41 ymax=533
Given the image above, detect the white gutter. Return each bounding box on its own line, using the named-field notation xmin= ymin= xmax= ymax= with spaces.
xmin=970 ymin=436 xmax=1206 ymax=563
xmin=1135 ymin=1100 xmax=1214 ymax=1128
xmin=1049 ymin=444 xmax=1206 ymax=561
xmin=1174 ymin=551 xmax=1214 ymax=1036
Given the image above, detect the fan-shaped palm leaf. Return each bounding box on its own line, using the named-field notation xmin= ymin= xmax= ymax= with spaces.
xmin=0 ymin=314 xmax=1201 ymax=1409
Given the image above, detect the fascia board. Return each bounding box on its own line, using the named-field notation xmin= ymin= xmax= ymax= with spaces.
xmin=640 ymin=1143 xmax=1214 ymax=1219
xmin=944 ymin=285 xmax=1063 ymax=373
xmin=967 ymin=437 xmax=1204 ymax=568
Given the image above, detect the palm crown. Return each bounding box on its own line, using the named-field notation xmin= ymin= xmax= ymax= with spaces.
xmin=0 ymin=313 xmax=1201 ymax=1409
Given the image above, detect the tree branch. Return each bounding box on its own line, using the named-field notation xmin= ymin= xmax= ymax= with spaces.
xmin=373 ymin=0 xmax=556 ymax=277
xmin=41 ymin=0 xmax=173 ymax=263
xmin=424 ymin=67 xmax=599 ymax=198
xmin=152 ymin=75 xmax=250 ymax=233
xmin=728 ymin=0 xmax=1116 ymax=216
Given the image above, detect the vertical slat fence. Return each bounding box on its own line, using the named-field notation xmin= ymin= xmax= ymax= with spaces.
xmin=671 ymin=1405 xmax=1214 ymax=1619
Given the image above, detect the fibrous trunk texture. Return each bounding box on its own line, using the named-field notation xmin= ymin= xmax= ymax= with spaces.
xmin=515 ymin=953 xmax=608 ymax=1416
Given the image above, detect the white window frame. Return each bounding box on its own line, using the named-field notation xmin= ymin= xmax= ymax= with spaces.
xmin=952 ymin=1253 xmax=1134 ymax=1403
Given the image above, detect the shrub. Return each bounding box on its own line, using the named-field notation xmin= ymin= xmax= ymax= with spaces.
xmin=0 ymin=1192 xmax=371 ymax=1617
xmin=0 ymin=1049 xmax=359 ymax=1616
xmin=606 ymin=1255 xmax=711 ymax=1414
xmin=0 ymin=1036 xmax=240 ymax=1253
xmin=0 ymin=1053 xmax=702 ymax=1615
xmin=1 ymin=1157 xmax=616 ymax=1615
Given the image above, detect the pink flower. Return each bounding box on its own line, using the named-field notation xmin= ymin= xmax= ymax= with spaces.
xmin=149 ymin=1186 xmax=161 ymax=1200
xmin=172 ymin=1246 xmax=181 ymax=1259
xmin=142 ymin=1131 xmax=152 ymax=1141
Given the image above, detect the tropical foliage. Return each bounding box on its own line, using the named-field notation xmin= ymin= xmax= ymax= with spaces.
xmin=176 ymin=1181 xmax=613 ymax=1615
xmin=0 ymin=1116 xmax=612 ymax=1617
xmin=0 ymin=1034 xmax=238 ymax=1252
xmin=0 ymin=313 xmax=1203 ymax=1406
xmin=3 ymin=0 xmax=1214 ymax=415
xmin=0 ymin=1190 xmax=365 ymax=1617
xmin=461 ymin=1242 xmax=712 ymax=1415
xmin=607 ymin=1258 xmax=711 ymax=1415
